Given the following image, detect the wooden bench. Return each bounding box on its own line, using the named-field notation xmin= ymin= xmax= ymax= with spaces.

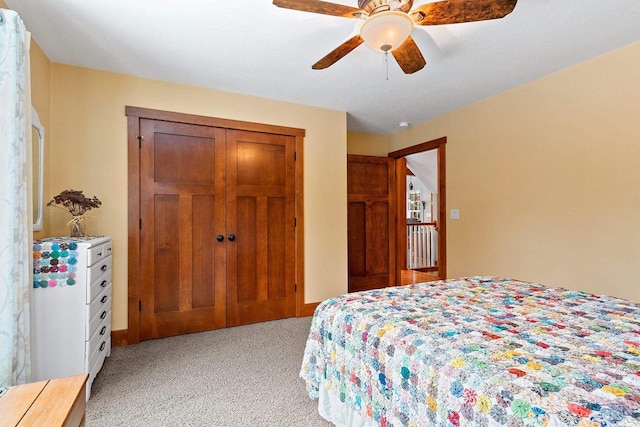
xmin=0 ymin=374 xmax=88 ymax=427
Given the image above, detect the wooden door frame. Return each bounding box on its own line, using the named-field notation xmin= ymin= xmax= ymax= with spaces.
xmin=125 ymin=106 xmax=306 ymax=345
xmin=389 ymin=137 xmax=447 ymax=284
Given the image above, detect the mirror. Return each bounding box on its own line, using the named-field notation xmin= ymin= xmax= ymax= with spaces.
xmin=32 ymin=107 xmax=44 ymax=231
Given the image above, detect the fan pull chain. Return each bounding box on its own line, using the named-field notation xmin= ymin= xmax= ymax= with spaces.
xmin=381 ymin=44 xmax=392 ymax=81
xmin=385 ymin=52 xmax=389 ymax=81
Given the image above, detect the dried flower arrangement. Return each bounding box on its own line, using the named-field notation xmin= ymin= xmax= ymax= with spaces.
xmin=47 ymin=189 xmax=101 ymax=236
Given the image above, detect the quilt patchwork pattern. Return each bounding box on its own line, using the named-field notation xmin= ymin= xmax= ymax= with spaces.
xmin=33 ymin=237 xmax=94 ymax=288
xmin=300 ymin=277 xmax=640 ymax=426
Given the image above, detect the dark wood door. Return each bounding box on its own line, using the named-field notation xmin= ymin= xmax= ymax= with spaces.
xmin=139 ymin=120 xmax=297 ymax=339
xmin=140 ymin=119 xmax=227 ymax=339
xmin=347 ymin=155 xmax=396 ymax=292
xmin=226 ymin=130 xmax=296 ymax=326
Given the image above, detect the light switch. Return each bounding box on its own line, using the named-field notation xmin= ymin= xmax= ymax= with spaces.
xmin=450 ymin=209 xmax=460 ymax=220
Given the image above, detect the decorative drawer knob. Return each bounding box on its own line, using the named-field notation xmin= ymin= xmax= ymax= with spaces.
xmin=100 ymin=280 xmax=107 ymax=288
xmin=100 ymin=342 xmax=106 ymax=352
xmin=101 ymin=295 xmax=108 ymax=303
xmin=100 ymin=311 xmax=107 ymax=320
xmin=100 ymin=265 xmax=108 ymax=272
xmin=100 ymin=326 xmax=107 ymax=336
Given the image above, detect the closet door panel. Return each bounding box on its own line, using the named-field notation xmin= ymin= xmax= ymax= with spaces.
xmin=367 ymin=201 xmax=390 ymax=276
xmin=237 ymin=141 xmax=286 ymax=187
xmin=192 ymin=195 xmax=217 ymax=308
xmin=153 ymin=194 xmax=180 ymax=313
xmin=226 ymin=130 xmax=296 ymax=327
xmin=267 ymin=197 xmax=286 ymax=299
xmin=236 ymin=196 xmax=258 ymax=303
xmin=347 ymin=155 xmax=396 ymax=293
xmin=348 ymin=201 xmax=367 ymax=278
xmin=140 ymin=119 xmax=227 ymax=340
xmin=154 ymin=133 xmax=216 ymax=184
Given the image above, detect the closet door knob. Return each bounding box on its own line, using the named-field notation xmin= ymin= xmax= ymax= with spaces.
xmin=227 ymin=234 xmax=236 ymax=242
xmin=216 ymin=235 xmax=224 ymax=242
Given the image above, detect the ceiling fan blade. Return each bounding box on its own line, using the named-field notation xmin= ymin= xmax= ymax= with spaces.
xmin=392 ymin=36 xmax=426 ymax=74
xmin=312 ymin=35 xmax=364 ymax=70
xmin=273 ymin=0 xmax=364 ymax=18
xmin=412 ymin=0 xmax=517 ymax=26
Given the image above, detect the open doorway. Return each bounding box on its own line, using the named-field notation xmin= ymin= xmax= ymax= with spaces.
xmin=389 ymin=137 xmax=447 ymax=285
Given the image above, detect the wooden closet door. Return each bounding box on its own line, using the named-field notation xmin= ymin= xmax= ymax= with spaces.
xmin=225 ymin=130 xmax=296 ymax=326
xmin=347 ymin=155 xmax=396 ymax=292
xmin=139 ymin=119 xmax=227 ymax=339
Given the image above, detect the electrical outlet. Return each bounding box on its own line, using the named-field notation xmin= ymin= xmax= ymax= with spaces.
xmin=450 ymin=209 xmax=460 ymax=220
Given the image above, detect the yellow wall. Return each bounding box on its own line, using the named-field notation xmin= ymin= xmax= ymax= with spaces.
xmin=390 ymin=42 xmax=640 ymax=302
xmin=347 ymin=131 xmax=388 ymax=156
xmin=49 ymin=64 xmax=348 ymax=330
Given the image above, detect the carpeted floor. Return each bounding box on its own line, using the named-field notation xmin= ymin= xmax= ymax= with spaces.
xmin=87 ymin=317 xmax=333 ymax=426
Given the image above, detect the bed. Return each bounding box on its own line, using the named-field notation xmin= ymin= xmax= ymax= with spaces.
xmin=300 ymin=277 xmax=640 ymax=426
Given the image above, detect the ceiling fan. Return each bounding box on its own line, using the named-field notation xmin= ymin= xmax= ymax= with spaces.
xmin=273 ymin=0 xmax=518 ymax=74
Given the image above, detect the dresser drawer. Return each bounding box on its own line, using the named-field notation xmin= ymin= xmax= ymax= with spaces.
xmin=87 ymin=262 xmax=112 ymax=303
xmin=88 ymin=282 xmax=111 ymax=326
xmin=87 ymin=241 xmax=113 ymax=266
xmin=87 ymin=255 xmax=112 ymax=283
xmin=88 ymin=310 xmax=111 ymax=344
xmin=86 ymin=312 xmax=111 ymax=370
xmin=87 ymin=292 xmax=111 ymax=339
xmin=88 ymin=336 xmax=110 ymax=391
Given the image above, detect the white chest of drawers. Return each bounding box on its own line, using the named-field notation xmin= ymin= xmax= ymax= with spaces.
xmin=32 ymin=236 xmax=112 ymax=400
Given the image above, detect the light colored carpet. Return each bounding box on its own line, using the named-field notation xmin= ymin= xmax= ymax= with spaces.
xmin=87 ymin=317 xmax=333 ymax=426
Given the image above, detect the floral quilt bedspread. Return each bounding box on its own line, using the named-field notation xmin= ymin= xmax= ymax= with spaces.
xmin=300 ymin=277 xmax=640 ymax=426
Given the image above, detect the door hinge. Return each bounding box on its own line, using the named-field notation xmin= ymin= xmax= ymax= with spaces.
xmin=137 ymin=135 xmax=143 ymax=148
xmin=295 ymin=284 xmax=297 ymax=293
xmin=139 ymin=218 xmax=142 ymax=230
xmin=294 ymin=151 xmax=297 ymax=161
xmin=139 ymin=300 xmax=142 ymax=311
xmin=294 ymin=218 xmax=297 ymax=227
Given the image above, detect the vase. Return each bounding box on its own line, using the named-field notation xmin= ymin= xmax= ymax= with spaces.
xmin=69 ymin=218 xmax=86 ymax=237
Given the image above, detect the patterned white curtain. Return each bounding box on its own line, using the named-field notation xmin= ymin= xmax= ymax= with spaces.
xmin=0 ymin=8 xmax=32 ymax=387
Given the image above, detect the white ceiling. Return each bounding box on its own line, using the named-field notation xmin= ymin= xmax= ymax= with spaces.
xmin=6 ymin=0 xmax=640 ymax=135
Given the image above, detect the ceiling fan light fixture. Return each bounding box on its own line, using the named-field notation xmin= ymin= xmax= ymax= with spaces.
xmin=360 ymin=11 xmax=414 ymax=53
